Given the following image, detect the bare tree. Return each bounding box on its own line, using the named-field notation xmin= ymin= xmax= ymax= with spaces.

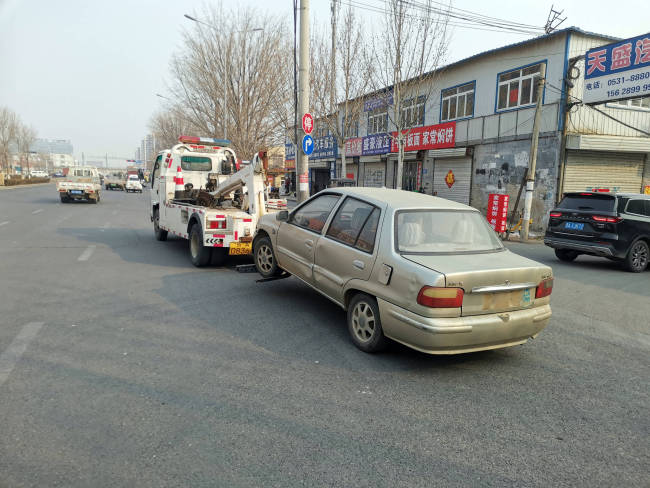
xmin=16 ymin=123 xmax=37 ymax=174
xmin=0 ymin=107 xmax=19 ymax=173
xmin=368 ymin=0 xmax=450 ymax=189
xmin=312 ymin=3 xmax=371 ymax=178
xmin=166 ymin=3 xmax=293 ymax=160
xmin=149 ymin=106 xmax=198 ymax=150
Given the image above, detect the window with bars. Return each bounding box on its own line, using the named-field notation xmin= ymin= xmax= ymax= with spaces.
xmin=342 ymin=116 xmax=359 ymax=138
xmin=441 ymin=83 xmax=474 ymax=121
xmin=400 ymin=95 xmax=426 ymax=128
xmin=367 ymin=107 xmax=388 ymax=134
xmin=496 ymin=63 xmax=543 ymax=111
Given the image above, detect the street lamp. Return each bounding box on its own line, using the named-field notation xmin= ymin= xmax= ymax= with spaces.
xmin=184 ymin=14 xmax=262 ymax=140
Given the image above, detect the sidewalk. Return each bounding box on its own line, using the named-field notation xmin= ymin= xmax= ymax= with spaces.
xmin=0 ymin=181 xmax=54 ymax=190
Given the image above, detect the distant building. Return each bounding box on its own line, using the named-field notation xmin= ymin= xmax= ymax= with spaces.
xmin=30 ymin=138 xmax=73 ymax=155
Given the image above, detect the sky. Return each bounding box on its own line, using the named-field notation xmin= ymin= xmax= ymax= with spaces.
xmin=1 ymin=0 xmax=648 ymax=165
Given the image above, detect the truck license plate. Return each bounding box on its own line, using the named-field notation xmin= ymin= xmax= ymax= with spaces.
xmin=229 ymin=242 xmax=252 ymax=255
xmin=70 ymin=190 xmax=83 ymax=194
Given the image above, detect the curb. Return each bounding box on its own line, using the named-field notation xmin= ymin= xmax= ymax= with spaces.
xmin=0 ymin=182 xmax=55 ymax=190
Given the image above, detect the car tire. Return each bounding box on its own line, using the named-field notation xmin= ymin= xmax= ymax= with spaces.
xmin=347 ymin=293 xmax=388 ymax=353
xmin=210 ymin=248 xmax=228 ymax=266
xmin=624 ymin=240 xmax=649 ymax=272
xmin=254 ymin=235 xmax=282 ymax=278
xmin=189 ymin=224 xmax=210 ymax=267
xmin=59 ymin=194 xmax=68 ymax=203
xmin=153 ymin=208 xmax=167 ymax=241
xmin=555 ymin=249 xmax=578 ymax=262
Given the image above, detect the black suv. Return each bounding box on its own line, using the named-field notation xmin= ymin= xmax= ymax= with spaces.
xmin=544 ymin=192 xmax=650 ymax=272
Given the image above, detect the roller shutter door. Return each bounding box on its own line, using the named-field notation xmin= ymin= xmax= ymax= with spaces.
xmin=363 ymin=162 xmax=385 ymax=187
xmin=433 ymin=157 xmax=472 ymax=205
xmin=564 ymin=151 xmax=644 ymax=193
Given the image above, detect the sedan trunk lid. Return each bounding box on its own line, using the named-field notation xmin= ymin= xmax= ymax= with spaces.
xmin=404 ymin=250 xmax=552 ymax=316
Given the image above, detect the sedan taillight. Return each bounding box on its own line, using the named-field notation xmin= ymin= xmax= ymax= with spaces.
xmin=592 ymin=215 xmax=621 ymax=223
xmin=549 ymin=212 xmax=562 ymax=218
xmin=535 ymin=278 xmax=553 ymax=299
xmin=417 ymin=287 xmax=464 ymax=308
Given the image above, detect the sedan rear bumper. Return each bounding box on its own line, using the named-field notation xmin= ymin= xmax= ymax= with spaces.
xmin=377 ymin=298 xmax=551 ymax=355
xmin=543 ymin=237 xmax=614 ymax=257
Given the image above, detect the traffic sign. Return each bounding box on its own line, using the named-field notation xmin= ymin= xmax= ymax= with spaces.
xmin=302 ymin=113 xmax=314 ymax=134
xmin=302 ymin=135 xmax=314 ymax=155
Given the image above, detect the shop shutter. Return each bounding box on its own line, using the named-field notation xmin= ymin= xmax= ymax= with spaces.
xmin=564 ymin=151 xmax=644 ymax=193
xmin=433 ymin=157 xmax=472 ymax=205
xmin=363 ymin=162 xmax=385 ymax=187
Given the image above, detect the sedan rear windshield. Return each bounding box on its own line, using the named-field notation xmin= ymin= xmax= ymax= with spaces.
xmin=396 ymin=210 xmax=504 ymax=254
xmin=180 ymin=156 xmax=212 ymax=171
xmin=557 ymin=194 xmax=615 ymax=212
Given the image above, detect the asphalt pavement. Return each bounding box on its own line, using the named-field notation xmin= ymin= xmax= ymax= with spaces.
xmin=0 ymin=183 xmax=648 ymax=487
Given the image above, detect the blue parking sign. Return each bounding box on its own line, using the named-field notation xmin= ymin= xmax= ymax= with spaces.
xmin=302 ymin=135 xmax=314 ymax=156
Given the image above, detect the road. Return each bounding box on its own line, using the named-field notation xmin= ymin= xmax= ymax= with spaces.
xmin=0 ymin=183 xmax=648 ymax=488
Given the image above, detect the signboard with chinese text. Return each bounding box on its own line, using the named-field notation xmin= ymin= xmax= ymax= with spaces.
xmin=362 ymin=133 xmax=391 ymax=155
xmin=344 ymin=138 xmax=362 ymax=157
xmin=311 ymin=135 xmax=338 ymax=159
xmin=583 ymin=32 xmax=650 ymax=104
xmin=487 ymin=193 xmax=510 ymax=233
xmin=390 ymin=122 xmax=456 ymax=152
xmin=285 ymin=142 xmax=296 ymax=161
xmin=363 ymin=89 xmax=393 ymax=112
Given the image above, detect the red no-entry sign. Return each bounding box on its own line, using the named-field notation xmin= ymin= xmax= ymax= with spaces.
xmin=302 ymin=113 xmax=314 ymax=134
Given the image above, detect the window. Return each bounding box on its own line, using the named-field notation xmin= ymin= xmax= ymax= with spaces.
xmin=180 ymin=156 xmax=212 ymax=171
xmin=342 ymin=116 xmax=359 ymax=138
xmin=497 ymin=63 xmax=543 ymax=111
xmin=626 ymin=199 xmax=650 ymax=216
xmin=367 ymin=107 xmax=388 ymax=134
xmin=400 ymin=95 xmax=426 ymax=128
xmin=608 ymin=98 xmax=650 ymax=110
xmin=558 ymin=194 xmax=615 ymax=212
xmin=441 ymin=83 xmax=474 ymax=121
xmin=290 ymin=194 xmax=340 ymax=233
xmin=395 ymin=210 xmax=503 ymax=254
xmin=73 ymin=169 xmax=92 ymax=177
xmin=326 ymin=198 xmax=379 ymax=252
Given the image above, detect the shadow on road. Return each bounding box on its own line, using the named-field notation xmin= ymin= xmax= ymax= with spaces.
xmin=153 ymin=268 xmax=519 ymax=374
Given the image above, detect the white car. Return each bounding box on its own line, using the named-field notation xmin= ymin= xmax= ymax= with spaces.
xmin=30 ymin=170 xmax=49 ymax=178
xmin=125 ymin=175 xmax=143 ymax=193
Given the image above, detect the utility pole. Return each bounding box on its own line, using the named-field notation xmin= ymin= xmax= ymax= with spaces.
xmin=296 ymin=0 xmax=310 ymax=203
xmin=521 ymin=63 xmax=546 ymax=241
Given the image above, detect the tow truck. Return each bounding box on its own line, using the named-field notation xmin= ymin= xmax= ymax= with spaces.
xmin=150 ymin=136 xmax=286 ymax=267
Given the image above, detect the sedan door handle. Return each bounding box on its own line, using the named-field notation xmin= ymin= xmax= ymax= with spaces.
xmin=304 ymin=239 xmax=314 ymax=248
xmin=353 ymin=260 xmax=365 ymax=270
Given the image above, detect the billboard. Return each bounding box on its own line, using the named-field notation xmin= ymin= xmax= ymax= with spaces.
xmin=583 ymin=32 xmax=650 ymax=104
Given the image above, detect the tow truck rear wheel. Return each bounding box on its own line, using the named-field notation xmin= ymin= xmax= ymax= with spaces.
xmin=153 ymin=208 xmax=167 ymax=241
xmin=189 ymin=224 xmax=211 ymax=267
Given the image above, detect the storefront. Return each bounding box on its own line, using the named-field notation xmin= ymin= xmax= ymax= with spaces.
xmin=563 ymin=150 xmax=646 ymax=193
xmin=309 ymin=160 xmax=332 ymax=193
xmin=430 ymin=148 xmax=472 ymax=205
xmin=401 ymin=152 xmax=421 ymax=192
xmin=361 ymin=155 xmax=386 ymax=188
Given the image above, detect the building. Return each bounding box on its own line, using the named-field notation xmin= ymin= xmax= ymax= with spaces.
xmin=29 ymin=138 xmax=75 ymax=169
xmin=289 ymin=27 xmax=650 ymax=231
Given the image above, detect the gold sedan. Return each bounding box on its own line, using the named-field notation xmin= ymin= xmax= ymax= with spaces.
xmin=253 ymin=188 xmax=553 ymax=355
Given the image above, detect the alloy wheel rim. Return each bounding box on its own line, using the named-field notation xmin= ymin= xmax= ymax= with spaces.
xmin=257 ymin=245 xmax=273 ymax=272
xmin=351 ymin=302 xmax=375 ymax=342
xmin=632 ymin=243 xmax=648 ymax=268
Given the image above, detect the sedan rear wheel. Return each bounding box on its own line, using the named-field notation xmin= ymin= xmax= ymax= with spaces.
xmin=624 ymin=240 xmax=649 ymax=272
xmin=347 ymin=293 xmax=388 ymax=353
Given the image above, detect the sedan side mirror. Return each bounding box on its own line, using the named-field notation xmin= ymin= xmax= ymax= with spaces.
xmin=276 ymin=210 xmax=289 ymax=222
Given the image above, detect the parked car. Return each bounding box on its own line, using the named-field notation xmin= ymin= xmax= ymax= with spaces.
xmin=52 ymin=171 xmax=65 ymax=178
xmin=544 ymin=192 xmax=650 ymax=272
xmin=125 ymin=174 xmax=143 ymax=193
xmin=29 ymin=170 xmax=49 ymax=178
xmin=253 ymin=188 xmax=553 ymax=355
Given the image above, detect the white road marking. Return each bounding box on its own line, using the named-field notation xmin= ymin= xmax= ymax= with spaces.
xmin=0 ymin=322 xmax=44 ymax=387
xmin=0 ymin=221 xmax=9 ymax=227
xmin=78 ymin=245 xmax=96 ymax=261
xmin=32 ymin=209 xmax=43 ymax=215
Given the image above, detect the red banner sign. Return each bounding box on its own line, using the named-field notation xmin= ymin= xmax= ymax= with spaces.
xmin=487 ymin=193 xmax=510 ymax=233
xmin=391 ymin=121 xmax=456 ymax=152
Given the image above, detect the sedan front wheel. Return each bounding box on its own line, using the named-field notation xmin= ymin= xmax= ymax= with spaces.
xmin=254 ymin=235 xmax=282 ymax=278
